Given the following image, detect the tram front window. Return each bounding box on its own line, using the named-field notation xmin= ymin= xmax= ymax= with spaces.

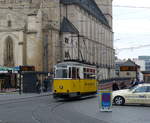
xmin=55 ymin=69 xmax=68 ymax=78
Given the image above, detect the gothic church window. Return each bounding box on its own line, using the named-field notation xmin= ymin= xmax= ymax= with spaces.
xmin=4 ymin=36 xmax=14 ymax=67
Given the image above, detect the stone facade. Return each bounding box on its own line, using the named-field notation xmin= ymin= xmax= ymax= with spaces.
xmin=59 ymin=0 xmax=115 ymax=80
xmin=0 ymin=0 xmax=115 ymax=80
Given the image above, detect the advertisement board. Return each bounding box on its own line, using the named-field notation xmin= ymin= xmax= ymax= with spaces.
xmin=98 ymin=90 xmax=112 ymax=112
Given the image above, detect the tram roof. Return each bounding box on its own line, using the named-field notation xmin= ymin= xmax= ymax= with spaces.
xmin=55 ymin=61 xmax=96 ymax=68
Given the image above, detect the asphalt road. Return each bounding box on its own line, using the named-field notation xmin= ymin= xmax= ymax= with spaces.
xmin=0 ymin=95 xmax=150 ymax=123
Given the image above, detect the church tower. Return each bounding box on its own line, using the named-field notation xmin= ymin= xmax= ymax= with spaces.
xmin=95 ymin=0 xmax=113 ymax=28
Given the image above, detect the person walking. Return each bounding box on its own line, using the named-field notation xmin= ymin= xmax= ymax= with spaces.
xmin=112 ymin=82 xmax=119 ymax=91
xmin=43 ymin=77 xmax=49 ymax=92
xmin=36 ymin=79 xmax=41 ymax=94
xmin=120 ymin=82 xmax=127 ymax=89
xmin=131 ymin=79 xmax=139 ymax=87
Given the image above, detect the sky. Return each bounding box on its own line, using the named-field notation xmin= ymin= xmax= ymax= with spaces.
xmin=113 ymin=0 xmax=150 ymax=59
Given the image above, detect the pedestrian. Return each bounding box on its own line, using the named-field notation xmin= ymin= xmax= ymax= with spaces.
xmin=131 ymin=79 xmax=138 ymax=87
xmin=120 ymin=82 xmax=127 ymax=89
xmin=36 ymin=79 xmax=41 ymax=94
xmin=112 ymin=82 xmax=119 ymax=91
xmin=1 ymin=80 xmax=4 ymax=92
xmin=43 ymin=76 xmax=49 ymax=92
xmin=130 ymin=79 xmax=134 ymax=85
xmin=138 ymin=80 xmax=144 ymax=84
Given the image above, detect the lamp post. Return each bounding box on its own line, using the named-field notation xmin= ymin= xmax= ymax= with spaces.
xmin=18 ymin=69 xmax=22 ymax=95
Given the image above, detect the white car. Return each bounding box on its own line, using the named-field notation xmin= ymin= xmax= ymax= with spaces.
xmin=113 ymin=83 xmax=150 ymax=105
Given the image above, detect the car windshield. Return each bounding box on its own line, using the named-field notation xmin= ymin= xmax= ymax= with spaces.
xmin=129 ymin=85 xmax=139 ymax=91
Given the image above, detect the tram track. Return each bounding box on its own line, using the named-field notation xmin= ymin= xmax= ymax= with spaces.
xmin=50 ymin=101 xmax=66 ymax=112
xmin=0 ymin=95 xmax=106 ymax=123
xmin=0 ymin=95 xmax=77 ymax=123
xmin=31 ymin=99 xmax=66 ymax=123
xmin=0 ymin=95 xmax=64 ymax=123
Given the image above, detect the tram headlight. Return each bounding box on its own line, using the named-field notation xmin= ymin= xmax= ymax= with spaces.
xmin=59 ymin=85 xmax=63 ymax=89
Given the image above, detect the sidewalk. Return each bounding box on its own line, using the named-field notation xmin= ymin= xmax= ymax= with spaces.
xmin=0 ymin=92 xmax=52 ymax=101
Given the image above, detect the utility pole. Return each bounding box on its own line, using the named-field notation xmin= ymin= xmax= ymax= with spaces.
xmin=78 ymin=35 xmax=80 ymax=60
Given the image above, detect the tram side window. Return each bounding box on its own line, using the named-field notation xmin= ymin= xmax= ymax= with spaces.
xmin=77 ymin=68 xmax=80 ymax=79
xmin=83 ymin=68 xmax=87 ymax=78
xmin=84 ymin=73 xmax=87 ymax=79
xmin=55 ymin=69 xmax=68 ymax=78
xmin=69 ymin=67 xmax=80 ymax=79
xmin=63 ymin=69 xmax=68 ymax=78
xmin=69 ymin=67 xmax=72 ymax=78
xmin=88 ymin=74 xmax=95 ymax=79
xmin=72 ymin=67 xmax=76 ymax=79
xmin=83 ymin=68 xmax=96 ymax=79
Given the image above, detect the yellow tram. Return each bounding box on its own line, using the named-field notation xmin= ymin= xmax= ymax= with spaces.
xmin=53 ymin=61 xmax=97 ymax=98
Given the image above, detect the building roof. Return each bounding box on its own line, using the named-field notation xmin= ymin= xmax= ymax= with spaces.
xmin=60 ymin=17 xmax=79 ymax=34
xmin=120 ymin=59 xmax=140 ymax=67
xmin=55 ymin=61 xmax=96 ymax=68
xmin=60 ymin=0 xmax=109 ymax=27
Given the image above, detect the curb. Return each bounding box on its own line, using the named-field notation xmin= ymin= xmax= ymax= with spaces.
xmin=0 ymin=92 xmax=53 ymax=102
xmin=0 ymin=92 xmax=18 ymax=95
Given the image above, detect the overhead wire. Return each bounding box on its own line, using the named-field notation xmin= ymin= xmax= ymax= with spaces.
xmin=116 ymin=44 xmax=150 ymax=51
xmin=0 ymin=2 xmax=150 ymax=21
xmin=0 ymin=2 xmax=149 ymax=9
xmin=1 ymin=1 xmax=150 ymax=56
xmin=112 ymin=3 xmax=150 ymax=53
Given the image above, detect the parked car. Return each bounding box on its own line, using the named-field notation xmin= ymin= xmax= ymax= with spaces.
xmin=113 ymin=83 xmax=150 ymax=105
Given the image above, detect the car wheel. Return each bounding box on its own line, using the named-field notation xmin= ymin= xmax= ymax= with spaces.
xmin=114 ymin=96 xmax=125 ymax=105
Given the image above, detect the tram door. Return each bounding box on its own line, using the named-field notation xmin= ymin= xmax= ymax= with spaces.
xmin=69 ymin=67 xmax=80 ymax=93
